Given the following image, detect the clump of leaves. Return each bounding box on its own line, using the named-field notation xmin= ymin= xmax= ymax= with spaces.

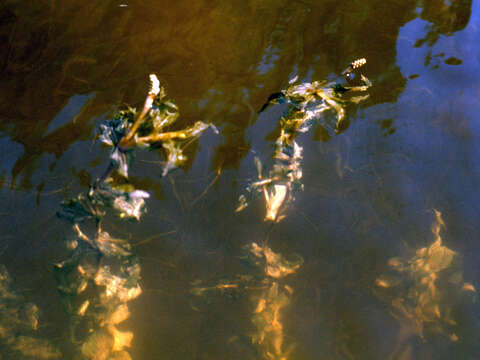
xmin=100 ymin=74 xmax=217 ymax=178
xmin=237 ymin=59 xmax=371 ymax=222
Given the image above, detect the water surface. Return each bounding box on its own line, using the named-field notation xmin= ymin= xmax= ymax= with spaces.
xmin=1 ymin=0 xmax=480 ymax=359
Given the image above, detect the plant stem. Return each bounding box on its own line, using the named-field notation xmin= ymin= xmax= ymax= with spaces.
xmin=119 ymin=74 xmax=160 ymax=149
xmin=136 ymin=130 xmax=188 ymax=143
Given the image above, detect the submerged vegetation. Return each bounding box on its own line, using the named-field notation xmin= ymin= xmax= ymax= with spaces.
xmin=54 ymin=75 xmax=216 ymax=359
xmin=191 ymin=242 xmax=303 ymax=360
xmin=190 ymin=60 xmax=374 ymax=360
xmin=375 ymin=210 xmax=476 ymax=346
xmin=236 ymin=59 xmax=371 ymax=222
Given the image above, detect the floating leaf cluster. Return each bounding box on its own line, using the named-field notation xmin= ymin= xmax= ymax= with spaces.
xmin=100 ymin=74 xmax=217 ymax=178
xmin=236 ymin=59 xmax=371 ymax=222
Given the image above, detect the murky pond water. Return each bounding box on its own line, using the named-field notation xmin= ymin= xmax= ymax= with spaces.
xmin=1 ymin=0 xmax=480 ymax=359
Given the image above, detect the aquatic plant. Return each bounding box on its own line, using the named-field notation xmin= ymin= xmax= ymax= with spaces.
xmin=375 ymin=210 xmax=476 ymax=344
xmin=55 ymin=75 xmax=216 ymax=359
xmin=190 ymin=59 xmax=372 ymax=359
xmin=99 ymin=74 xmax=217 ymax=178
xmin=191 ymin=242 xmax=303 ymax=360
xmin=236 ymin=59 xmax=371 ymax=222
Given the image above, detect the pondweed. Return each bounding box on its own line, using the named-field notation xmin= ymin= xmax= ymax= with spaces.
xmin=236 ymin=59 xmax=371 ymax=222
xmin=55 ymin=74 xmax=216 ymax=359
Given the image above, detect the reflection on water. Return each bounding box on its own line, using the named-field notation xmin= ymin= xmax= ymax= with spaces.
xmin=192 ymin=242 xmax=303 ymax=360
xmin=0 ymin=0 xmax=472 ymax=188
xmin=376 ymin=210 xmax=476 ymax=354
xmin=249 ymin=243 xmax=302 ymax=360
xmin=54 ymin=227 xmax=141 ymax=360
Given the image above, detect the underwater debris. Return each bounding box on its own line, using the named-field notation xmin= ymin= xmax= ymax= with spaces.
xmin=375 ymin=210 xmax=476 ymax=341
xmin=236 ymin=59 xmax=371 ymax=222
xmin=190 ymin=243 xmax=302 ymax=359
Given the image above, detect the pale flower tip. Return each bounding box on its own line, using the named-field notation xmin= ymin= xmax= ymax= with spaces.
xmin=148 ymin=74 xmax=160 ymax=95
xmin=352 ymin=58 xmax=367 ymax=69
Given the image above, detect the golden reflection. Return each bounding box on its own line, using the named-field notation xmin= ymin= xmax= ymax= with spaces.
xmin=264 ymin=184 xmax=288 ymax=222
xmin=55 ymin=226 xmax=141 ymax=359
xmin=249 ymin=242 xmax=303 ymax=360
xmin=81 ymin=327 xmax=133 ymax=360
xmin=191 ymin=242 xmax=302 ymax=359
xmin=251 ymin=281 xmax=291 ymax=360
xmin=375 ymin=210 xmax=476 ymax=342
xmin=249 ymin=242 xmax=302 ymax=279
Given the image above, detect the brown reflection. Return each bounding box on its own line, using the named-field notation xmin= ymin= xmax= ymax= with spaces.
xmin=249 ymin=243 xmax=302 ymax=360
xmin=1 ymin=0 xmax=472 ymax=190
xmin=412 ymin=0 xmax=472 ymax=72
xmin=415 ymin=0 xmax=472 ymax=47
xmin=375 ymin=210 xmax=476 ymax=347
xmin=191 ymin=242 xmax=302 ymax=359
xmin=0 ymin=265 xmax=62 ymax=359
